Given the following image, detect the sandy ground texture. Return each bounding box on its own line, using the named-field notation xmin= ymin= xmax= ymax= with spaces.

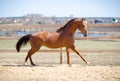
xmin=0 ymin=51 xmax=120 ymax=81
xmin=0 ymin=65 xmax=120 ymax=81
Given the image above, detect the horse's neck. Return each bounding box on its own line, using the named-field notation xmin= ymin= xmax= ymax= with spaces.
xmin=64 ymin=24 xmax=78 ymax=35
xmin=56 ymin=20 xmax=78 ymax=35
xmin=56 ymin=27 xmax=64 ymax=33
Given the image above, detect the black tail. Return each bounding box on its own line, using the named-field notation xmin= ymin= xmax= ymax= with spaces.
xmin=16 ymin=34 xmax=32 ymax=52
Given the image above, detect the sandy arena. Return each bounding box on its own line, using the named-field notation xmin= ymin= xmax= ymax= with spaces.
xmin=0 ymin=65 xmax=120 ymax=81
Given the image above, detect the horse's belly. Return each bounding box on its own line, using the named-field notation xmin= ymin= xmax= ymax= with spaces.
xmin=43 ymin=42 xmax=65 ymax=48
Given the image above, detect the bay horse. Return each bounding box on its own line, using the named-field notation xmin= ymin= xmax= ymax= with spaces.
xmin=16 ymin=18 xmax=88 ymax=66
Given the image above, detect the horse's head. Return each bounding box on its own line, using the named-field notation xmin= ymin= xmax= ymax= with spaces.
xmin=77 ymin=18 xmax=88 ymax=37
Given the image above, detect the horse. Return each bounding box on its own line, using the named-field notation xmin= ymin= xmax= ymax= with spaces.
xmin=16 ymin=18 xmax=88 ymax=66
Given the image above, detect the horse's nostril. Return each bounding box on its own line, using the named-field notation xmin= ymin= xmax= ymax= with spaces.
xmin=84 ymin=34 xmax=87 ymax=37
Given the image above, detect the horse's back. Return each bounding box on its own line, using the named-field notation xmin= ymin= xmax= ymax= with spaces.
xmin=31 ymin=31 xmax=62 ymax=48
xmin=32 ymin=31 xmax=59 ymax=39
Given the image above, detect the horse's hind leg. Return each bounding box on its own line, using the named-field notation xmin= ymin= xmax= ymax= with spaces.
xmin=25 ymin=47 xmax=40 ymax=66
xmin=24 ymin=54 xmax=29 ymax=65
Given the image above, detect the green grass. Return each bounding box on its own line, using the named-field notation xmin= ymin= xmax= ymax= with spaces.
xmin=75 ymin=40 xmax=120 ymax=50
xmin=0 ymin=40 xmax=17 ymax=50
xmin=0 ymin=39 xmax=120 ymax=50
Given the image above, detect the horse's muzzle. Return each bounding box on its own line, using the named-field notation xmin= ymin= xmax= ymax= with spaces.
xmin=84 ymin=34 xmax=87 ymax=37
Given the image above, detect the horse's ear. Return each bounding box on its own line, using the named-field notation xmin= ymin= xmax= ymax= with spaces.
xmin=81 ymin=18 xmax=86 ymax=22
xmin=81 ymin=18 xmax=87 ymax=24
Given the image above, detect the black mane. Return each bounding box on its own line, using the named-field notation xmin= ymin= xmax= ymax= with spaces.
xmin=56 ymin=18 xmax=78 ymax=32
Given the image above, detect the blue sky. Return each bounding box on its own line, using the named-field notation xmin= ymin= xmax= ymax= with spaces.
xmin=0 ymin=0 xmax=120 ymax=17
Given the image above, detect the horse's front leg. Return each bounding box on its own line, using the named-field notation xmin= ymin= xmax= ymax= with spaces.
xmin=66 ymin=47 xmax=72 ymax=66
xmin=71 ymin=45 xmax=87 ymax=63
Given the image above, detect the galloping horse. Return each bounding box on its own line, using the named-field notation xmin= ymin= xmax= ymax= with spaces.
xmin=16 ymin=18 xmax=88 ymax=66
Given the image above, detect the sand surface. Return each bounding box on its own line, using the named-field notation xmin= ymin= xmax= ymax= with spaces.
xmin=0 ymin=65 xmax=120 ymax=81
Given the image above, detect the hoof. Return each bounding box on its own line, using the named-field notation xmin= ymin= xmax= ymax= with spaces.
xmin=23 ymin=62 xmax=27 ymax=66
xmin=31 ymin=64 xmax=36 ymax=66
xmin=68 ymin=63 xmax=72 ymax=67
xmin=87 ymin=62 xmax=91 ymax=64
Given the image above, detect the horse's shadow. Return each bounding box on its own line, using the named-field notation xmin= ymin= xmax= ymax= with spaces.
xmin=1 ymin=64 xmax=58 ymax=67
